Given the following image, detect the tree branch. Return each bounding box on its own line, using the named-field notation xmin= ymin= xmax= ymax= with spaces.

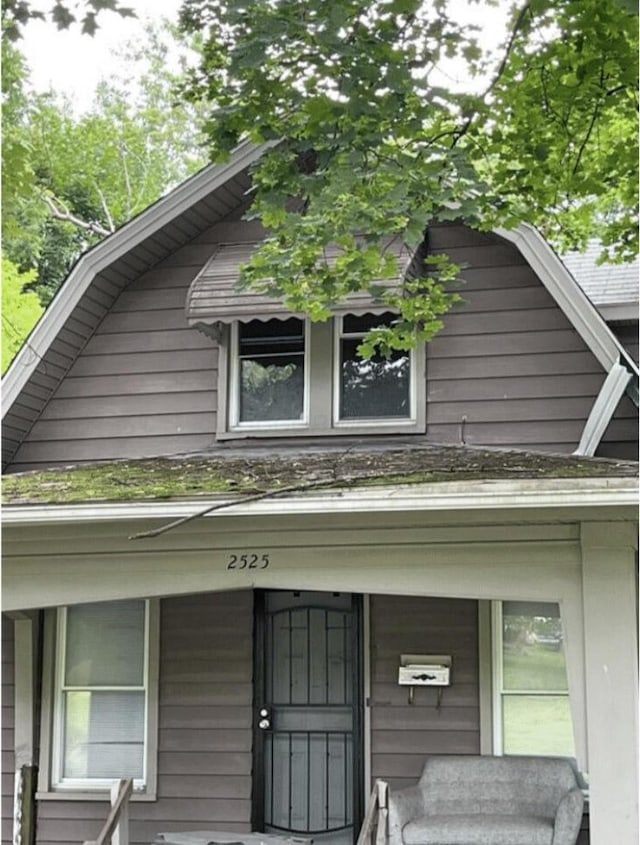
xmin=128 ymin=470 xmax=419 ymax=541
xmin=42 ymin=193 xmax=113 ymax=237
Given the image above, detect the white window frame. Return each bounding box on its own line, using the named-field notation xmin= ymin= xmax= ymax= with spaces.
xmin=38 ymin=600 xmax=159 ymax=801
xmin=218 ymin=317 xmax=426 ymax=438
xmin=228 ymin=318 xmax=310 ymax=431
xmin=491 ymin=600 xmax=574 ymax=758
xmin=332 ymin=314 xmax=417 ymax=428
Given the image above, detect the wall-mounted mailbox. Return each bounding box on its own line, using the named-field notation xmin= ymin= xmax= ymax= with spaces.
xmin=398 ymin=654 xmax=452 ymax=686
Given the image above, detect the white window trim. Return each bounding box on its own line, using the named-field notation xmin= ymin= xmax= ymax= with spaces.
xmin=228 ymin=318 xmax=310 ymax=431
xmin=37 ymin=600 xmax=159 ymax=801
xmin=218 ymin=317 xmax=426 ymax=439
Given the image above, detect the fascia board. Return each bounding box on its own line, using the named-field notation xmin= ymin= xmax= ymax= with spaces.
xmin=2 ymin=477 xmax=637 ymax=525
xmin=575 ymin=361 xmax=634 ymax=457
xmin=2 ymin=140 xmax=277 ymax=413
xmin=496 ymin=224 xmax=639 ymax=377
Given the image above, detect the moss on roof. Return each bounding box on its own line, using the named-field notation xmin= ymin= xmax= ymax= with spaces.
xmin=2 ymin=444 xmax=638 ymax=506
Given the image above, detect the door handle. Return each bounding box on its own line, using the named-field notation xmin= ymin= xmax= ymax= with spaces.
xmin=258 ymin=707 xmax=271 ymax=730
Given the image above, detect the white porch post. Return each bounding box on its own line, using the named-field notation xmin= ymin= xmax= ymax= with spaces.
xmin=580 ymin=522 xmax=638 ymax=845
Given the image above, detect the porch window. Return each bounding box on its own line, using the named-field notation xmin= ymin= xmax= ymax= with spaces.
xmin=493 ymin=601 xmax=575 ymax=757
xmin=51 ymin=600 xmax=155 ymax=791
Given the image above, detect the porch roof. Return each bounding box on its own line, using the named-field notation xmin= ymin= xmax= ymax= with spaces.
xmin=2 ymin=442 xmax=637 ymax=508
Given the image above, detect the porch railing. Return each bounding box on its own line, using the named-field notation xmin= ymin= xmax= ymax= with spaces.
xmin=83 ymin=778 xmax=133 ymax=845
xmin=356 ymin=780 xmax=389 ymax=845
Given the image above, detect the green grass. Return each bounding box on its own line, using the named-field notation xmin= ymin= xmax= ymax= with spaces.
xmin=504 ymin=644 xmax=569 ymax=691
xmin=503 ymin=695 xmax=575 ymax=756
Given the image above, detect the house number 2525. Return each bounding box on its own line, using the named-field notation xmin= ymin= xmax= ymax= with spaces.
xmin=227 ymin=553 xmax=270 ymax=570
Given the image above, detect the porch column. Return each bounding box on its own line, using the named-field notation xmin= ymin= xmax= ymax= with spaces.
xmin=10 ymin=611 xmax=40 ymax=845
xmin=580 ymin=522 xmax=638 ymax=845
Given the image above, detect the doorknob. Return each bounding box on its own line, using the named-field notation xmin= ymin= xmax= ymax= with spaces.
xmin=258 ymin=707 xmax=271 ymax=730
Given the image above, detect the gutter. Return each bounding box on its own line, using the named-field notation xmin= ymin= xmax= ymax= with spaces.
xmin=2 ymin=477 xmax=637 ymax=525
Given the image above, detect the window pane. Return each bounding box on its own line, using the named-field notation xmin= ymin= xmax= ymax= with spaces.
xmin=503 ymin=695 xmax=575 ymax=756
xmin=502 ymin=604 xmax=568 ymax=691
xmin=63 ymin=691 xmax=145 ymax=779
xmin=65 ymin=601 xmax=145 ymax=687
xmin=342 ymin=312 xmax=398 ymax=334
xmin=340 ymin=341 xmax=410 ymax=419
xmin=238 ymin=319 xmax=305 ymax=423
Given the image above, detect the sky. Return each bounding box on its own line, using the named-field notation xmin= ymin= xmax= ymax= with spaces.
xmin=20 ymin=0 xmax=512 ymax=112
xmin=20 ymin=0 xmax=186 ymax=110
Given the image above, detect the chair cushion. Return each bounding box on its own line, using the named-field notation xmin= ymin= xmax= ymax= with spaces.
xmin=402 ymin=813 xmax=554 ymax=845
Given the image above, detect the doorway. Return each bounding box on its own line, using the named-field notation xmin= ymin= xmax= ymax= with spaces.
xmin=253 ymin=590 xmax=363 ymax=845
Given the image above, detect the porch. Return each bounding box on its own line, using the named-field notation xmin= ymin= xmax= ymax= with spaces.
xmin=2 ymin=483 xmax=637 ymax=845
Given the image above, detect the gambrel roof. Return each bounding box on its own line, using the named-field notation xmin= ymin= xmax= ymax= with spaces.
xmin=2 ymin=140 xmax=638 ymax=469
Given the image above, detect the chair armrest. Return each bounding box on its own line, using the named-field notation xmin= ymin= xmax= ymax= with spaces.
xmin=388 ymin=785 xmax=426 ymax=845
xmin=552 ymin=788 xmax=584 ymax=845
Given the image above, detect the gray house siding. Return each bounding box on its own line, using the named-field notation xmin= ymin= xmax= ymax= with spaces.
xmin=1 ymin=617 xmax=14 ymax=845
xmin=6 ymin=223 xmax=631 ymax=471
xmin=369 ymin=595 xmax=480 ymax=790
xmin=424 ymin=226 xmax=617 ymax=454
xmin=35 ymin=591 xmax=253 ymax=845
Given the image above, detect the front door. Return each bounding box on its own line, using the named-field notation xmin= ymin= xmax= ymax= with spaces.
xmin=254 ymin=591 xmax=363 ymax=845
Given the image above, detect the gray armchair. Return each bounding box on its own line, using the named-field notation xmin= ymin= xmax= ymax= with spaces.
xmin=388 ymin=755 xmax=584 ymax=845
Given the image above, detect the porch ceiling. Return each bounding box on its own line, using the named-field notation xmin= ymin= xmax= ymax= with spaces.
xmin=2 ymin=441 xmax=637 ymax=508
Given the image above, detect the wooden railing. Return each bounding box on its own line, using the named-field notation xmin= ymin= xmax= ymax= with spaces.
xmin=83 ymin=778 xmax=133 ymax=845
xmin=356 ymin=779 xmax=389 ymax=845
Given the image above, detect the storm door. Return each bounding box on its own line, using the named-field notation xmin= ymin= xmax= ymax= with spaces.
xmin=254 ymin=591 xmax=362 ymax=845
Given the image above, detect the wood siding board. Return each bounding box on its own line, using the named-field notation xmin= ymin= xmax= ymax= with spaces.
xmin=157 ymin=775 xmax=251 ymax=800
xmin=427 ymin=225 xmax=502 ymax=249
xmin=424 ymin=420 xmax=586 ymax=445
xmin=54 ymin=370 xmax=215 ymax=398
xmin=83 ymin=329 xmax=211 ymax=356
xmin=25 ymin=412 xmax=215 ymax=442
xmin=430 ymin=243 xmax=526 ymax=268
xmin=66 ymin=349 xmax=217 ymax=378
xmin=428 ymin=351 xmax=600 ymax=380
xmin=11 ymin=433 xmax=215 ymax=465
xmin=159 ymin=706 xmax=252 ymax=730
xmin=130 ymin=266 xmax=203 ymax=290
xmin=449 ymin=265 xmax=541 ymax=291
xmin=158 ymin=244 xmax=220 ymax=269
xmin=450 ymin=286 xmax=556 ymax=313
xmin=426 ymin=373 xmax=605 ymax=402
xmin=96 ymin=309 xmax=189 ymax=333
xmin=111 ymin=287 xmax=188 ymax=312
xmin=439 ymin=308 xmax=571 ymax=335
xmin=428 ymin=329 xmax=588 ymax=358
xmin=43 ymin=391 xmax=215 ymax=421
xmin=426 ymin=396 xmax=596 ymax=424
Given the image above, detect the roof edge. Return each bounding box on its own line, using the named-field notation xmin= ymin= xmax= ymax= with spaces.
xmin=495 ymin=224 xmax=638 ymax=377
xmin=2 ymin=476 xmax=638 ymax=525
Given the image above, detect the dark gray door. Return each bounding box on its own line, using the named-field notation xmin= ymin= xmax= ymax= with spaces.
xmin=254 ymin=591 xmax=362 ymax=845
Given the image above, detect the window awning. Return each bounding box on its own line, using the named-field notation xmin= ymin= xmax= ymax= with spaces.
xmin=185 ymin=238 xmax=417 ymax=328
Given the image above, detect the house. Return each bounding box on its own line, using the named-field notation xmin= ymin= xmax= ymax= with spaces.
xmin=2 ymin=140 xmax=638 ymax=845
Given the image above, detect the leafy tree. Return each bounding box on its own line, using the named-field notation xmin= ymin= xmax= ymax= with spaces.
xmin=179 ymin=0 xmax=638 ymax=353
xmin=2 ymin=0 xmax=135 ymax=39
xmin=1 ymin=255 xmax=42 ymax=373
xmin=2 ymin=22 xmax=208 ymax=304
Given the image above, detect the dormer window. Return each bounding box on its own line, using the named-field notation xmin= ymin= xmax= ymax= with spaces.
xmin=336 ymin=313 xmax=412 ymax=423
xmin=217 ymin=313 xmax=424 ymax=438
xmin=185 ymin=237 xmax=425 ymax=439
xmin=232 ymin=318 xmax=307 ymax=426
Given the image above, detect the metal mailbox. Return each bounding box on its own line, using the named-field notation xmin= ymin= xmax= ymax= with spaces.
xmin=398 ymin=653 xmax=452 ymax=686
